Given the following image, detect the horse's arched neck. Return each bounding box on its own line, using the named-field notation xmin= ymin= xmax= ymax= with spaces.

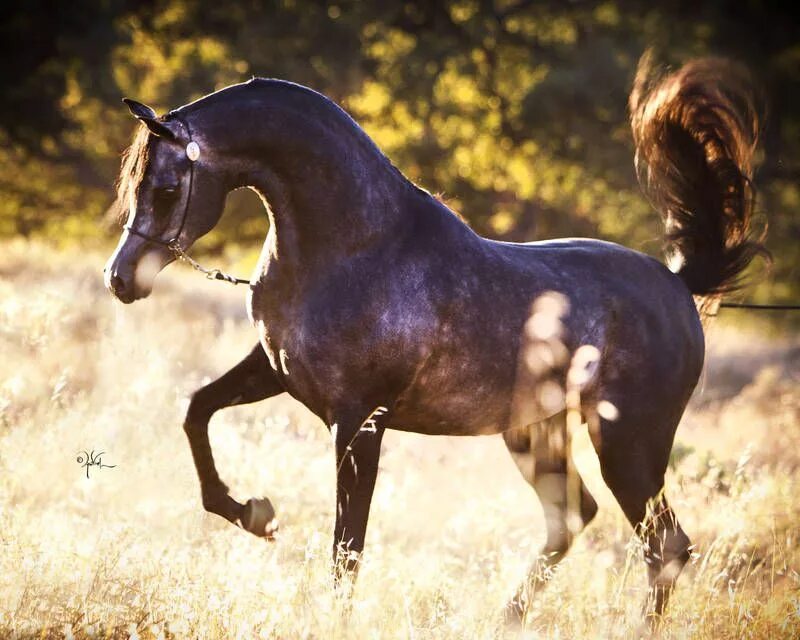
xmin=244 ymin=160 xmax=408 ymax=268
xmin=192 ymin=86 xmax=413 ymax=268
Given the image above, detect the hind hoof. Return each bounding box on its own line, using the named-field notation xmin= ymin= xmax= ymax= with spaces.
xmin=241 ymin=497 xmax=278 ymax=539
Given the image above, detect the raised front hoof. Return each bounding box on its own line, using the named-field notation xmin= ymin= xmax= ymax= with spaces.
xmin=241 ymin=497 xmax=278 ymax=539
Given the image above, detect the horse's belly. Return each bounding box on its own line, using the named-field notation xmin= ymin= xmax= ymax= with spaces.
xmin=388 ymin=347 xmax=551 ymax=436
xmin=390 ymin=394 xmax=509 ymax=436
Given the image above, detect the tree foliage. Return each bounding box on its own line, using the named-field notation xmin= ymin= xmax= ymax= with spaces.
xmin=0 ymin=0 xmax=796 ymax=301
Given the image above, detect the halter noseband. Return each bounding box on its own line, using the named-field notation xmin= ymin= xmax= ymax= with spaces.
xmin=123 ymin=113 xmax=197 ymax=253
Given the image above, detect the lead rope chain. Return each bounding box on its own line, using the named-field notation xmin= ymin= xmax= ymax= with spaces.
xmin=168 ymin=240 xmax=249 ymax=285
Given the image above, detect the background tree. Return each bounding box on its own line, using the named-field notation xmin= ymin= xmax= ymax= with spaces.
xmin=0 ymin=0 xmax=796 ymax=304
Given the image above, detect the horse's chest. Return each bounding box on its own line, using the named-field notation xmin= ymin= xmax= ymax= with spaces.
xmin=250 ymin=295 xmax=316 ymax=394
xmin=249 ymin=280 xmax=425 ymax=418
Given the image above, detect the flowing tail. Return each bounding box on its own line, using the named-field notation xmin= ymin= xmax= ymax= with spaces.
xmin=629 ymin=53 xmax=769 ymax=308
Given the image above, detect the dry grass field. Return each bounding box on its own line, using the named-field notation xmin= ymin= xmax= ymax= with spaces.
xmin=0 ymin=240 xmax=798 ymax=639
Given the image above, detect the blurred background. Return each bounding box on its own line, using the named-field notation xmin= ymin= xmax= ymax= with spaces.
xmin=0 ymin=0 xmax=797 ymax=310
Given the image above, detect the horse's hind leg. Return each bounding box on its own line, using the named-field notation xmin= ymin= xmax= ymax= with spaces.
xmin=183 ymin=343 xmax=284 ymax=536
xmin=503 ymin=411 xmax=598 ymax=621
xmin=593 ymin=409 xmax=691 ymax=621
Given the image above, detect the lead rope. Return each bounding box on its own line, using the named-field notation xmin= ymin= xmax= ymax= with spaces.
xmin=719 ymin=302 xmax=800 ymax=310
xmin=171 ymin=243 xmax=800 ymax=304
xmin=168 ymin=240 xmax=250 ymax=285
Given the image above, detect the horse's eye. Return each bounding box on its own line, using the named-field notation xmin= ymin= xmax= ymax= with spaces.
xmin=153 ymin=186 xmax=179 ymax=211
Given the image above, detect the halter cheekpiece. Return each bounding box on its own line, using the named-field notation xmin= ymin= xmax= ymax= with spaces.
xmin=123 ymin=113 xmax=198 ymax=251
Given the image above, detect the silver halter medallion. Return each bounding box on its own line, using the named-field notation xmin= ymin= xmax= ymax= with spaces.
xmin=186 ymin=141 xmax=200 ymax=162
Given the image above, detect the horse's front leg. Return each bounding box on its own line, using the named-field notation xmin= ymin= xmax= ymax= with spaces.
xmin=183 ymin=343 xmax=284 ymax=536
xmin=331 ymin=408 xmax=386 ymax=584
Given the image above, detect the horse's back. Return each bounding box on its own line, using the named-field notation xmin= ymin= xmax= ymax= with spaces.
xmin=488 ymin=236 xmax=701 ymax=338
xmin=489 ymin=235 xmax=705 ymax=370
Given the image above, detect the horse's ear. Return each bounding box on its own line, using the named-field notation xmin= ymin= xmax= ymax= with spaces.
xmin=122 ymin=98 xmax=177 ymax=140
xmin=123 ymin=98 xmax=156 ymax=120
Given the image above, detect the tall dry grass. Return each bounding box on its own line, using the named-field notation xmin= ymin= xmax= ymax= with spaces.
xmin=0 ymin=240 xmax=798 ymax=639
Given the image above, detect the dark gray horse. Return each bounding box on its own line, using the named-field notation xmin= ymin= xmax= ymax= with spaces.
xmin=103 ymin=55 xmax=766 ymax=621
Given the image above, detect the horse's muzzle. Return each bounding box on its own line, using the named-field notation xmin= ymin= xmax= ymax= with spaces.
xmin=104 ymin=234 xmax=172 ymax=303
xmin=103 ymin=249 xmax=155 ymax=303
xmin=103 ymin=266 xmax=148 ymax=303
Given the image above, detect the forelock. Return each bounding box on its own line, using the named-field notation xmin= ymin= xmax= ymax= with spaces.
xmin=114 ymin=125 xmax=152 ymax=225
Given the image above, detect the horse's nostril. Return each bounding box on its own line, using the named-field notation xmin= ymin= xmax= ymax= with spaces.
xmin=109 ymin=274 xmax=126 ymax=295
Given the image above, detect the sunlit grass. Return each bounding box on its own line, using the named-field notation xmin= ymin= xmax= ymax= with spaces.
xmin=0 ymin=240 xmax=798 ymax=638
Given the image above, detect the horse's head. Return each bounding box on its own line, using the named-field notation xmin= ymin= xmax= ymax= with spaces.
xmin=104 ymin=99 xmax=228 ymax=303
